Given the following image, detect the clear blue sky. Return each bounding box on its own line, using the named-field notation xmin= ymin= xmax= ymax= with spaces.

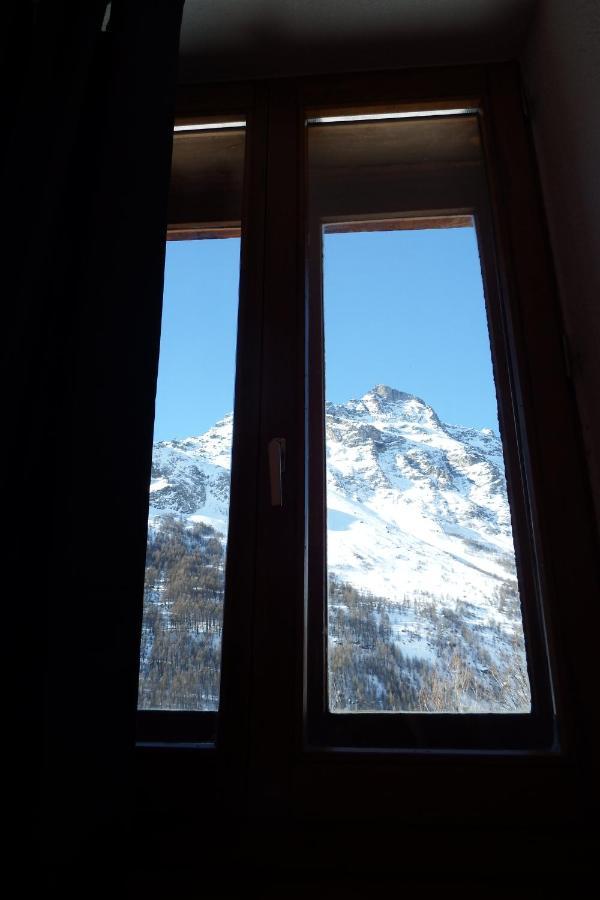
xmin=153 ymin=238 xmax=241 ymax=442
xmin=324 ymin=227 xmax=499 ymax=430
xmin=153 ymin=227 xmax=499 ymax=442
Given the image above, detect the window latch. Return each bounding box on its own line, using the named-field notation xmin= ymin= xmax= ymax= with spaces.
xmin=268 ymin=438 xmax=286 ymax=507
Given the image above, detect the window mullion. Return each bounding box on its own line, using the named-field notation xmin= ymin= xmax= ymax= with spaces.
xmin=245 ymin=80 xmax=306 ymax=815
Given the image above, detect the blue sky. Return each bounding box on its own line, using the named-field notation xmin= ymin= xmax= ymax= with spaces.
xmin=152 ymin=226 xmax=499 ymax=442
xmin=153 ymin=238 xmax=241 ymax=442
xmin=324 ymin=227 xmax=499 ymax=430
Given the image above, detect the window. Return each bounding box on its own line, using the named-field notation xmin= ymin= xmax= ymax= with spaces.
xmin=304 ymin=106 xmax=553 ymax=749
xmin=136 ymin=115 xmax=248 ymax=742
xmin=137 ymin=70 xmax=561 ymax=771
xmin=137 ymin=235 xmax=241 ymax=714
xmin=321 ymin=224 xmax=531 ymax=716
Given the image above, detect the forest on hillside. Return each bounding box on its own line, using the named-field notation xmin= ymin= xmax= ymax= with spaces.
xmin=138 ymin=516 xmax=224 ymax=710
xmin=138 ymin=517 xmax=530 ymax=713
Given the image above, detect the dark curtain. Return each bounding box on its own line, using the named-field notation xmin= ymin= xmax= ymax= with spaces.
xmin=2 ymin=0 xmax=185 ymax=879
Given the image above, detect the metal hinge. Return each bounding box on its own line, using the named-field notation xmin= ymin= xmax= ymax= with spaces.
xmin=101 ymin=2 xmax=112 ymax=32
xmin=268 ymin=438 xmax=286 ymax=507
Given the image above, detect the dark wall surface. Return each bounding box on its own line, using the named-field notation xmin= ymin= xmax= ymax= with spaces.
xmin=522 ymin=0 xmax=600 ymax=538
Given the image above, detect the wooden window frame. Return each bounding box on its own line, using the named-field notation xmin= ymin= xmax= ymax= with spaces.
xmin=135 ymin=66 xmax=591 ymax=830
xmin=136 ymin=84 xmax=266 ymax=751
xmin=303 ymin=109 xmax=555 ymax=752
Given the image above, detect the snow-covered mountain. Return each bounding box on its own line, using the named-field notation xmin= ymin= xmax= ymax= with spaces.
xmin=324 ymin=385 xmax=517 ymax=611
xmin=144 ymin=385 xmax=529 ymax=712
xmin=149 ymin=384 xmax=518 ymax=611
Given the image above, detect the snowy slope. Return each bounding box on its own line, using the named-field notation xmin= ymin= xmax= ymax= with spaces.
xmin=145 ymin=385 xmax=530 ymax=711
xmin=324 ymin=385 xmax=518 ymax=615
xmin=149 ymin=385 xmax=519 ymax=616
xmin=149 ymin=413 xmax=233 ymax=534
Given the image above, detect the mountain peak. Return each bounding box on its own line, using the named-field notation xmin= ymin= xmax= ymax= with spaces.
xmin=358 ymin=384 xmax=441 ymax=427
xmin=364 ymin=384 xmax=417 ymax=404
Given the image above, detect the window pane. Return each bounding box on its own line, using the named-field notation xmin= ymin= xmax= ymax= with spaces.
xmin=323 ymin=223 xmax=531 ymax=714
xmin=138 ymin=121 xmax=245 ymax=713
xmin=137 ymin=237 xmax=240 ymax=711
xmin=138 ymin=238 xmax=240 ymax=710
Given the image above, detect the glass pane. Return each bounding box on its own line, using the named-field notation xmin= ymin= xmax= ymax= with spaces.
xmin=323 ymin=223 xmax=531 ymax=714
xmin=308 ymin=112 xmax=532 ymax=715
xmin=137 ymin=237 xmax=240 ymax=711
xmin=138 ymin=120 xmax=245 ymax=711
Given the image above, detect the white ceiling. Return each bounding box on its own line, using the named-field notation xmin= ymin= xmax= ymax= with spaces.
xmin=178 ymin=0 xmax=536 ymax=83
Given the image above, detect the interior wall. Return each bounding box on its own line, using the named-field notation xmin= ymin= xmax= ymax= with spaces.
xmin=520 ymin=0 xmax=600 ymax=538
xmin=177 ymin=0 xmax=535 ymax=82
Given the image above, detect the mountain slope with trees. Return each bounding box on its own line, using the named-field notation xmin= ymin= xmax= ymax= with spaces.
xmin=138 ymin=386 xmax=530 ymax=712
